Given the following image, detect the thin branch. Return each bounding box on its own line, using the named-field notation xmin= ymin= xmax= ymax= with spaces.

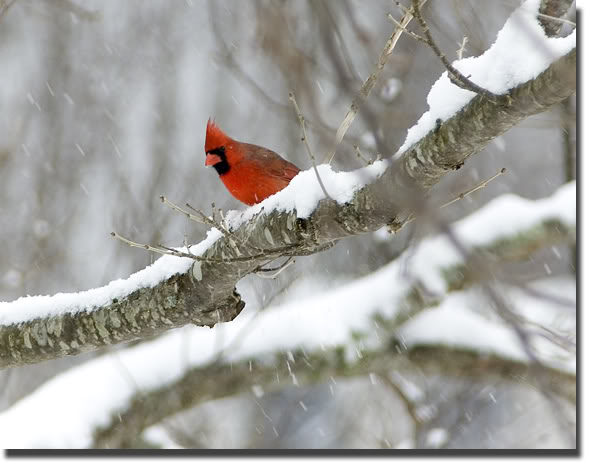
xmin=161 ymin=196 xmax=265 ymax=257
xmin=162 ymin=196 xmax=231 ymax=242
xmin=91 ymin=343 xmax=576 ymax=448
xmin=537 ymin=11 xmax=576 ymax=27
xmin=1 ymin=30 xmax=575 ymax=368
xmin=184 ymin=202 xmax=229 ymax=238
xmin=323 ymin=0 xmax=427 ymax=164
xmin=438 ymin=167 xmax=507 ymax=210
xmin=111 ymin=232 xmax=300 ymax=265
xmin=390 ymin=167 xmax=507 ymax=233
xmin=457 ymin=36 xmax=468 ymax=60
xmin=160 ymin=196 xmax=206 ymax=226
xmin=217 ymin=50 xmax=364 ymax=149
xmin=516 ymin=283 xmax=576 ymax=310
xmin=528 ymin=323 xmax=576 ymax=352
xmin=354 ymin=145 xmax=372 ymax=166
xmin=535 ymin=0 xmax=575 ymax=36
xmin=255 ymin=257 xmax=295 ymax=279
xmin=387 ymin=13 xmax=428 ymax=45
xmin=289 ymin=91 xmax=332 ymax=200
xmin=411 ymin=0 xmax=499 ymax=101
xmin=111 ymin=231 xmax=201 ymax=261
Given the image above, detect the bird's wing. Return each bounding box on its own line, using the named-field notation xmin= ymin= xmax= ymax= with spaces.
xmin=241 ymin=143 xmax=300 ymax=182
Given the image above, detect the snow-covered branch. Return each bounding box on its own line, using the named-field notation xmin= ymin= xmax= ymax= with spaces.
xmin=0 ymin=0 xmax=576 ymax=368
xmin=0 ymin=182 xmax=575 ymax=448
xmin=92 ymin=343 xmax=575 ymax=449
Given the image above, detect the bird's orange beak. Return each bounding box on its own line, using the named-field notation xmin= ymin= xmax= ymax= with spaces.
xmin=205 ymin=153 xmax=222 ymax=167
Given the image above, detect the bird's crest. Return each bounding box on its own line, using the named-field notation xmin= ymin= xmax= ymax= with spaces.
xmin=205 ymin=118 xmax=231 ymax=153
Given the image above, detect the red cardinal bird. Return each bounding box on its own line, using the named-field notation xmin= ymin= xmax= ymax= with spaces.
xmin=205 ymin=119 xmax=301 ymax=205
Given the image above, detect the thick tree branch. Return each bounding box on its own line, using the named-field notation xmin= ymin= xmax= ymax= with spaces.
xmin=92 ymin=343 xmax=575 ymax=448
xmin=93 ymin=204 xmax=577 ymax=447
xmin=389 ymin=216 xmax=575 ymax=330
xmin=0 ymin=273 xmax=245 ymax=368
xmin=0 ymin=183 xmax=574 ymax=447
xmin=0 ymin=39 xmax=576 ymax=368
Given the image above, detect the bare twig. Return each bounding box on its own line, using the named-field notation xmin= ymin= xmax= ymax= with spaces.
xmin=216 ymin=51 xmax=364 ymax=149
xmin=537 ymin=11 xmax=576 ymax=27
xmin=185 ymin=202 xmax=231 ymax=238
xmin=354 ymin=145 xmax=372 ymax=166
xmin=390 ymin=167 xmax=507 ymax=233
xmin=160 ymin=196 xmax=206 ymax=226
xmin=529 ymin=324 xmax=576 ymax=352
xmin=439 ymin=167 xmax=506 ymax=210
xmin=387 ymin=13 xmax=428 ymax=45
xmin=525 ymin=288 xmax=576 ymax=311
xmin=161 ymin=196 xmax=240 ymax=256
xmin=457 ymin=36 xmax=468 ymax=60
xmin=111 ymin=231 xmax=201 ymax=260
xmin=111 ymin=232 xmax=300 ymax=264
xmin=161 ymin=196 xmax=267 ymax=257
xmin=411 ymin=0 xmax=498 ymax=101
xmin=289 ymin=92 xmax=332 ymax=200
xmin=323 ymin=0 xmax=427 ymax=164
xmin=255 ymin=257 xmax=295 ymax=279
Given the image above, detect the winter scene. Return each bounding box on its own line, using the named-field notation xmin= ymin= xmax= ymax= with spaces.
xmin=0 ymin=0 xmax=576 ymax=451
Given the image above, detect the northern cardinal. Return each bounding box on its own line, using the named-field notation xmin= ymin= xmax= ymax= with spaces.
xmin=205 ymin=119 xmax=301 ymax=205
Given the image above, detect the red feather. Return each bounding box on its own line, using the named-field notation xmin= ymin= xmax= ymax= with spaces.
xmin=204 ymin=119 xmax=300 ymax=205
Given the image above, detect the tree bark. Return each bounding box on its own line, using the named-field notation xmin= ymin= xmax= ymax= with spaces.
xmin=0 ymin=44 xmax=576 ymax=368
xmin=91 ymin=343 xmax=575 ymax=448
xmin=86 ymin=211 xmax=581 ymax=447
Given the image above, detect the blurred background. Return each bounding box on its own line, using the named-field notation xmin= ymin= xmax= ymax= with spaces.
xmin=0 ymin=0 xmax=576 ymax=448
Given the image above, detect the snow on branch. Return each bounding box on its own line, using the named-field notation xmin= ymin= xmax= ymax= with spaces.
xmin=0 ymin=182 xmax=575 ymax=448
xmin=94 ymin=341 xmax=575 ymax=449
xmin=0 ymin=0 xmax=576 ymax=368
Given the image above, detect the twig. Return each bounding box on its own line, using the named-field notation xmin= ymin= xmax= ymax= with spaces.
xmin=183 ymin=235 xmax=191 ymax=251
xmin=161 ymin=196 xmax=263 ymax=256
xmin=161 ymin=196 xmax=242 ymax=255
xmin=438 ymin=167 xmax=506 ymax=210
xmin=516 ymin=283 xmax=576 ymax=310
xmin=536 ymin=12 xmax=576 ymax=27
xmin=411 ymin=0 xmax=498 ymax=101
xmin=111 ymin=231 xmax=301 ymax=264
xmin=289 ymin=92 xmax=332 ymax=200
xmin=323 ymin=0 xmax=427 ymax=165
xmin=184 ymin=202 xmax=231 ymax=237
xmin=529 ymin=324 xmax=576 ymax=352
xmin=387 ymin=13 xmax=428 ymax=44
xmin=160 ymin=196 xmax=206 ymax=225
xmin=216 ymin=51 xmax=364 ymax=150
xmin=255 ymin=257 xmax=295 ymax=279
xmin=354 ymin=145 xmax=372 ymax=166
xmin=457 ymin=36 xmax=468 ymax=60
xmin=111 ymin=231 xmax=202 ymax=261
xmin=391 ymin=167 xmax=506 ymax=233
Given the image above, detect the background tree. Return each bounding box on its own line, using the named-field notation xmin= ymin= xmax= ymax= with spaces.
xmin=0 ymin=0 xmax=576 ymax=449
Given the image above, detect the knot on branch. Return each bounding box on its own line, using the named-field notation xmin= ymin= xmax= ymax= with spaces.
xmin=197 ymin=288 xmax=245 ymax=328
